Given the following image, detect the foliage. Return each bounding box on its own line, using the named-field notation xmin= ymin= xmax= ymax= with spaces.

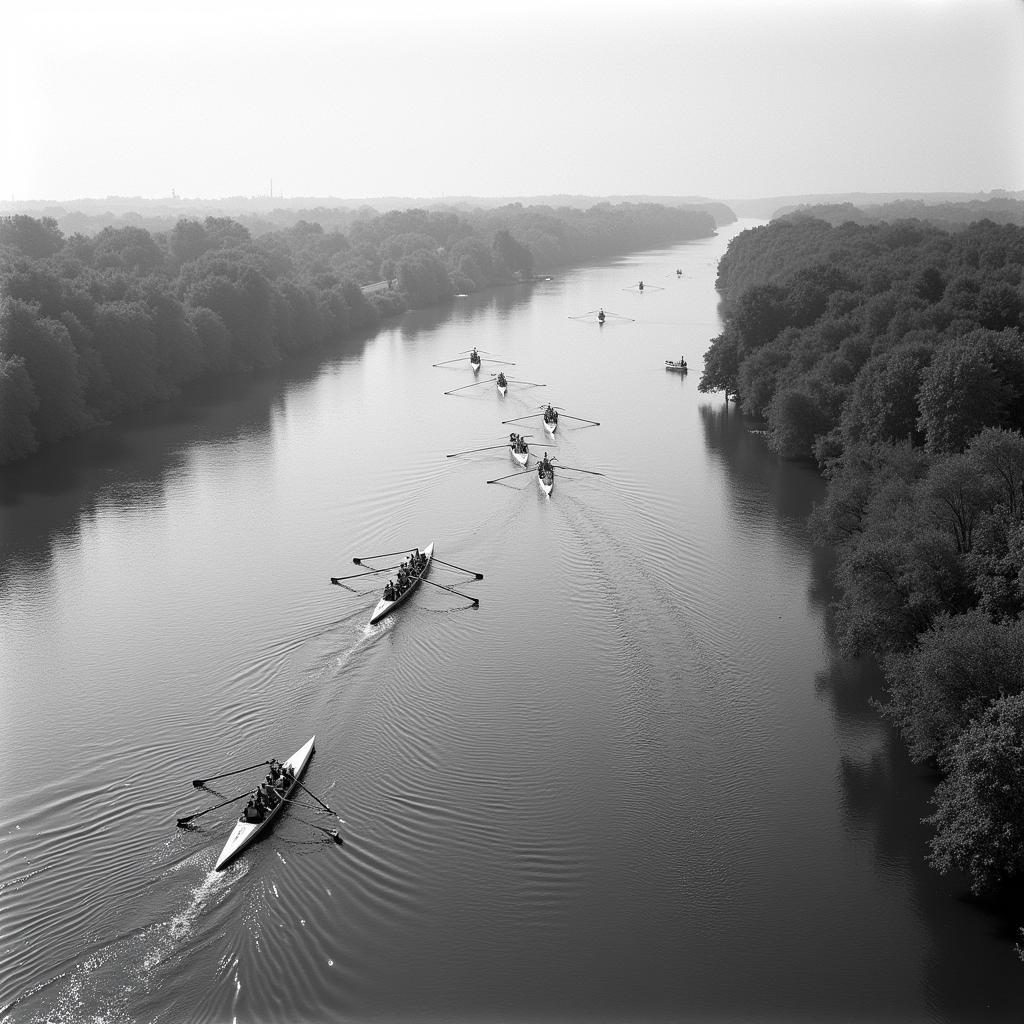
xmin=926 ymin=692 xmax=1024 ymax=894
xmin=0 ymin=203 xmax=715 ymax=463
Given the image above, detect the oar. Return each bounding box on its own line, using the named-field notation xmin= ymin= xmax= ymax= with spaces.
xmin=432 ymin=558 xmax=483 ymax=578
xmin=447 ymin=444 xmax=508 ymax=458
xmin=292 ymin=777 xmax=338 ymax=815
xmin=501 ymin=415 xmax=542 ymax=425
xmin=558 ymin=414 xmax=601 ymax=425
xmin=177 ymin=789 xmax=253 ymax=826
xmin=487 ymin=468 xmax=536 ymax=484
xmin=306 ymin=821 xmax=344 ymax=844
xmin=556 ymin=465 xmax=606 ymax=476
xmin=352 ymin=549 xmax=416 ymax=563
xmin=330 ymin=562 xmax=403 ymax=584
xmin=432 ymin=357 xmax=468 ymax=366
xmin=507 ymin=379 xmax=546 ymax=387
xmin=419 ymin=576 xmax=479 ymax=606
xmin=192 ymin=760 xmax=271 ymax=789
xmin=444 ymin=380 xmax=491 ymax=395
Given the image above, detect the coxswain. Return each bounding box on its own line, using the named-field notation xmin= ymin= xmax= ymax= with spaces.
xmin=243 ymin=798 xmax=261 ymax=823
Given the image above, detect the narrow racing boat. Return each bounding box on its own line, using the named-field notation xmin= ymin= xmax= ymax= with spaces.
xmin=538 ymin=464 xmax=554 ymax=496
xmin=665 ymin=359 xmax=688 ymax=373
xmin=214 ymin=736 xmax=316 ymax=871
xmin=368 ymin=542 xmax=434 ymax=625
xmin=470 ymin=351 xmax=481 ymax=373
xmin=510 ymin=437 xmax=529 ymax=467
xmin=496 ymin=372 xmax=508 ymax=396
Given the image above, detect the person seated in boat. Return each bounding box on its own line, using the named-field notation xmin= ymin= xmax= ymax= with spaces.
xmin=243 ymin=798 xmax=262 ymax=823
xmin=639 ymin=280 xmax=644 ymax=292
xmin=598 ymin=308 xmax=605 ymax=322
xmin=280 ymin=764 xmax=295 ymax=785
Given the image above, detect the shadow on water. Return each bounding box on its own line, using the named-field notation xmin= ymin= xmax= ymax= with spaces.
xmin=0 ymin=328 xmax=378 ymax=590
xmin=816 ymin=655 xmax=1024 ymax=1022
xmin=701 ymin=394 xmax=1024 ymax=1017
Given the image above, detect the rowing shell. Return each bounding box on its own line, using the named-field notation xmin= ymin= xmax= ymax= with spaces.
xmin=665 ymin=360 xmax=688 ymax=373
xmin=543 ymin=416 xmax=558 ymax=435
xmin=497 ymin=379 xmax=508 ymax=396
xmin=368 ymin=541 xmax=434 ymax=625
xmin=538 ymin=467 xmax=554 ymax=496
xmin=470 ymin=354 xmax=481 ymax=373
xmin=511 ymin=442 xmax=529 ymax=467
xmin=214 ymin=736 xmax=315 ymax=871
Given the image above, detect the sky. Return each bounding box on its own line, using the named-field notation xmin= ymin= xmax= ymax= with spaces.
xmin=3 ymin=0 xmax=1023 ymax=203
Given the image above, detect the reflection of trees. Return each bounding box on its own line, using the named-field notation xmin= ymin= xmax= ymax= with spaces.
xmin=817 ymin=655 xmax=1024 ymax=1019
xmin=697 ymin=398 xmax=827 ymax=543
xmin=0 ymin=338 xmax=367 ymax=599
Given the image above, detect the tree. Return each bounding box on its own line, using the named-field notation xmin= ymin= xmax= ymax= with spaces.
xmin=0 ymin=297 xmax=87 ymax=443
xmin=917 ymin=331 xmax=1024 ymax=454
xmin=926 ymin=692 xmax=1024 ymax=894
xmin=492 ymin=229 xmax=533 ymax=279
xmin=881 ymin=610 xmax=1024 ymax=763
xmin=0 ymin=215 xmax=64 ymax=258
xmin=0 ymin=353 xmax=39 ymax=462
xmin=841 ymin=340 xmax=934 ymax=448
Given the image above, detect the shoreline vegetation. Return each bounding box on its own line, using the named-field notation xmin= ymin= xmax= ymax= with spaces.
xmin=0 ymin=201 xmax=717 ymax=464
xmin=698 ymin=201 xmax=1024 ymax=926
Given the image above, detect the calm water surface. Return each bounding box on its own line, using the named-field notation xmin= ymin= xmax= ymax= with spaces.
xmin=2 ymin=221 xmax=1022 ymax=1022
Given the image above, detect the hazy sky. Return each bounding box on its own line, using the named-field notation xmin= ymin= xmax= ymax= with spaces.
xmin=4 ymin=0 xmax=1022 ymax=202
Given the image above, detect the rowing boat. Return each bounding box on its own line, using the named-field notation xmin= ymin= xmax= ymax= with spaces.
xmin=470 ymin=352 xmax=481 ymax=373
xmin=368 ymin=541 xmax=434 ymax=625
xmin=214 ymin=736 xmax=316 ymax=871
xmin=538 ymin=466 xmax=554 ymax=496
xmin=511 ymin=440 xmax=529 ymax=467
xmin=665 ymin=360 xmax=687 ymax=373
xmin=543 ymin=414 xmax=558 ymax=435
xmin=496 ymin=376 xmax=508 ymax=396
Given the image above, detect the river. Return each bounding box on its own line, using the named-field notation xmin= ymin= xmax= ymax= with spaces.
xmin=1 ymin=220 xmax=1022 ymax=1023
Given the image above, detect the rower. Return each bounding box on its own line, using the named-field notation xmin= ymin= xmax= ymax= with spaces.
xmin=598 ymin=307 xmax=605 ymax=323
xmin=639 ymin=280 xmax=644 ymax=292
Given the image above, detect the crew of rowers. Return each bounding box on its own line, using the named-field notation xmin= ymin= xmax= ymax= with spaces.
xmin=496 ymin=371 xmax=507 ymax=388
xmin=470 ymin=347 xmax=480 ymax=363
xmin=382 ymin=548 xmax=427 ymax=602
xmin=543 ymin=404 xmax=558 ymax=425
xmin=508 ymin=432 xmax=528 ymax=455
xmin=537 ymin=451 xmax=554 ymax=479
xmin=242 ymin=759 xmax=296 ymax=824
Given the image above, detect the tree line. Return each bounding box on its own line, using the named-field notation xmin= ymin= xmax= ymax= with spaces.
xmin=0 ymin=202 xmax=715 ymax=464
xmin=699 ymin=211 xmax=1024 ymax=905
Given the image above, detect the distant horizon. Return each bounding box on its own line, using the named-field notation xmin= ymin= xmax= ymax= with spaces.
xmin=3 ymin=187 xmax=1021 ymax=209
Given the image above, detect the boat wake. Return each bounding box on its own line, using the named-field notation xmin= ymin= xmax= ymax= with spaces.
xmin=4 ymin=865 xmax=234 ymax=1024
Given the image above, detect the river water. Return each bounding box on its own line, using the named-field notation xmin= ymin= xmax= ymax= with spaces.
xmin=2 ymin=220 xmax=1022 ymax=1023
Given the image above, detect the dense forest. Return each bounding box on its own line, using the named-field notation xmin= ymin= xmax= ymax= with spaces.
xmin=0 ymin=202 xmax=715 ymax=464
xmin=699 ymin=213 xmax=1024 ymax=907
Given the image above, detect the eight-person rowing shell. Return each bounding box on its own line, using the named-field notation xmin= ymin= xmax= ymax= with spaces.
xmin=373 ymin=545 xmax=433 ymax=623
xmin=331 ymin=543 xmax=481 ymax=623
xmin=509 ymin=432 xmax=530 ymax=467
xmin=537 ymin=451 xmax=555 ymax=496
